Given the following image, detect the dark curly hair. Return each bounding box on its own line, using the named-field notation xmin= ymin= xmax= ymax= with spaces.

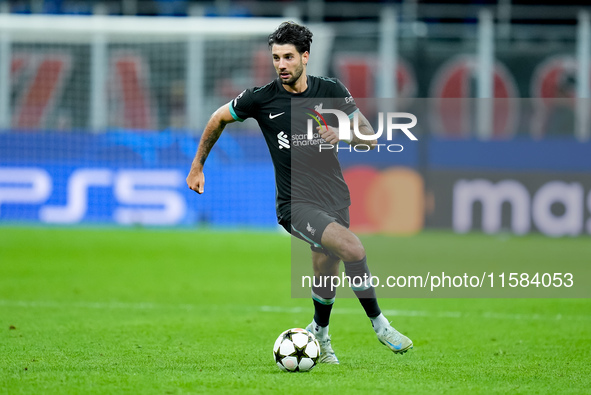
xmin=268 ymin=21 xmax=313 ymax=54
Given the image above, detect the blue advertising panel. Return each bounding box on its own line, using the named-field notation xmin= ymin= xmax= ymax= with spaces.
xmin=1 ymin=130 xmax=589 ymax=234
xmin=0 ymin=131 xmax=277 ymax=228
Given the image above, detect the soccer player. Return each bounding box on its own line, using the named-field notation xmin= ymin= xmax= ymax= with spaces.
xmin=186 ymin=21 xmax=412 ymax=363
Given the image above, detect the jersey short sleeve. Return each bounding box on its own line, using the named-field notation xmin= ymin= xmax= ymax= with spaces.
xmin=229 ymin=89 xmax=256 ymax=122
xmin=334 ymin=79 xmax=359 ymax=119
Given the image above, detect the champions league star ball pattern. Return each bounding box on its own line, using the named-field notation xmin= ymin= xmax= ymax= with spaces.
xmin=273 ymin=328 xmax=320 ymax=372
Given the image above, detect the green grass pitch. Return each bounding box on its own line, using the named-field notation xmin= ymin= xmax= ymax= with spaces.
xmin=1 ymin=227 xmax=590 ymax=394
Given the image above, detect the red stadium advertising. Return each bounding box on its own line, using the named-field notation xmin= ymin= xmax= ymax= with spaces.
xmin=530 ymin=55 xmax=591 ymax=138
xmin=429 ymin=55 xmax=519 ymax=139
xmin=335 ymin=55 xmax=417 ymax=99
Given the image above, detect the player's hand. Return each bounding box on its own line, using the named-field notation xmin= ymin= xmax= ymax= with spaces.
xmin=186 ymin=169 xmax=205 ymax=194
xmin=317 ymin=125 xmax=339 ymax=145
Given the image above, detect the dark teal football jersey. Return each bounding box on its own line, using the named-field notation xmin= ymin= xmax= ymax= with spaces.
xmin=229 ymin=75 xmax=358 ymax=220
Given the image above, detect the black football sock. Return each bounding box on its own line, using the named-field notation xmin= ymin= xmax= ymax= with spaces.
xmin=344 ymin=256 xmax=382 ymax=318
xmin=312 ymin=277 xmax=336 ymax=328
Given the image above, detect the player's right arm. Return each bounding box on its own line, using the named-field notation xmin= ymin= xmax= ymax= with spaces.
xmin=186 ymin=104 xmax=236 ymax=194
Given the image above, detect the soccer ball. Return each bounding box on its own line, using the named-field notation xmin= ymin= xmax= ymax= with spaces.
xmin=273 ymin=328 xmax=320 ymax=372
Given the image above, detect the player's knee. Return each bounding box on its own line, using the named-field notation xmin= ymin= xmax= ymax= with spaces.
xmin=339 ymin=242 xmax=365 ymax=263
xmin=313 ymin=262 xmax=339 ymax=277
xmin=312 ymin=253 xmax=339 ymax=276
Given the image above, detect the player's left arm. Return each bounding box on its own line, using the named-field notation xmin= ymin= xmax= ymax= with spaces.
xmin=316 ymin=78 xmax=377 ymax=149
xmin=348 ymin=110 xmax=377 ymax=149
xmin=316 ymin=111 xmax=377 ymax=150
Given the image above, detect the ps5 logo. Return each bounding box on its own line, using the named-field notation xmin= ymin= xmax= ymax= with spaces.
xmin=0 ymin=167 xmax=186 ymax=225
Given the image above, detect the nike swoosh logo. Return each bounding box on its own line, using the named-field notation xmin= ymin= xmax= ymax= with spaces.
xmin=386 ymin=341 xmax=402 ymax=350
xmin=269 ymin=112 xmax=285 ymax=119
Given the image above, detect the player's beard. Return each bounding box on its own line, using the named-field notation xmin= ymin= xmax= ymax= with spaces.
xmin=280 ymin=60 xmax=304 ymax=86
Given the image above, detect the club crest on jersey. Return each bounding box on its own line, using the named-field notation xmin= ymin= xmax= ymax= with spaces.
xmin=277 ymin=131 xmax=290 ymax=149
xmin=305 ymin=106 xmax=330 ymax=138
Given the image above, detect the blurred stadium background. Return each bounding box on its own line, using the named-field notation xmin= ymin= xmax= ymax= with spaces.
xmin=0 ymin=0 xmax=590 ymax=234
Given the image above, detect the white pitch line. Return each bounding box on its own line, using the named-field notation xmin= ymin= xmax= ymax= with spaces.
xmin=259 ymin=305 xmax=591 ymax=322
xmin=0 ymin=299 xmax=195 ymax=311
xmin=1 ymin=300 xmax=589 ymax=323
